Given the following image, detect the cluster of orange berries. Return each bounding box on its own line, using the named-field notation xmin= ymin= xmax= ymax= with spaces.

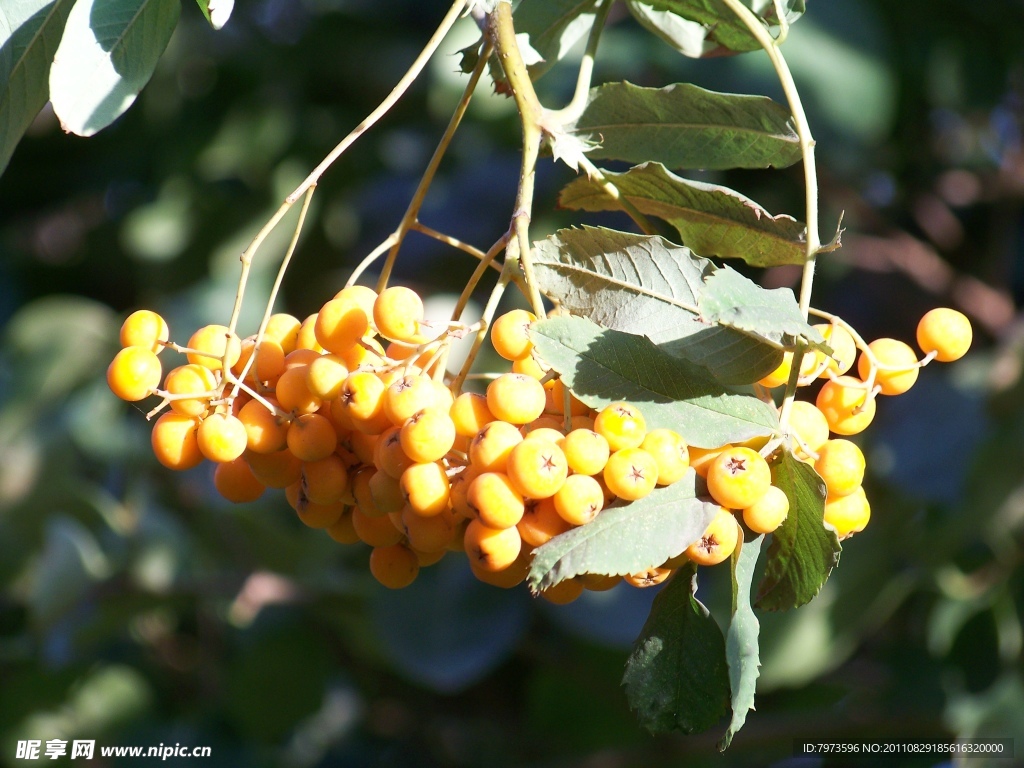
xmin=750 ymin=307 xmax=973 ymax=539
xmin=106 ymin=292 xmax=690 ymax=600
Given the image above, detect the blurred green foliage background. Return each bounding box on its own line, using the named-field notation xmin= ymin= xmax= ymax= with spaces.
xmin=1 ymin=1 xmax=1023 ymax=765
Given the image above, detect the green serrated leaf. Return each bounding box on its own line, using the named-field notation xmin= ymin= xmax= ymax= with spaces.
xmin=0 ymin=0 xmax=75 ymax=177
xmin=527 ymin=471 xmax=719 ymax=591
xmin=49 ymin=0 xmax=180 ymax=137
xmin=622 ymin=564 xmax=730 ymax=734
xmin=531 ymin=316 xmax=779 ymax=448
xmin=629 ymin=0 xmax=806 ymax=56
xmin=756 ymin=451 xmax=841 ymax=611
xmin=194 ymin=0 xmax=232 ymax=29
xmin=700 ymin=269 xmax=827 ymax=351
xmin=719 ymin=532 xmax=764 ymax=751
xmin=559 ymin=162 xmax=809 ymax=267
xmin=568 ymin=82 xmax=801 ymax=171
xmin=532 ymin=226 xmax=796 ymax=384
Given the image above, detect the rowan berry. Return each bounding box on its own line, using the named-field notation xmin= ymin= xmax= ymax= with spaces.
xmin=237 ymin=398 xmax=289 ymax=453
xmin=187 ymin=324 xmax=241 ymax=371
xmin=287 ymin=412 xmax=337 ymax=462
xmin=263 ymin=313 xmax=302 ymax=354
xmin=625 ymin=567 xmax=673 ymax=588
xmin=517 ymin=497 xmax=572 ymax=547
xmin=151 ymin=412 xmax=203 ymax=470
xmin=244 ymin=448 xmax=302 ymax=488
xmin=400 ymin=408 xmax=456 ymax=463
xmin=469 ymin=420 xmax=523 ymax=473
xmin=506 ymin=439 xmax=569 ymax=499
xmin=368 ymin=469 xmax=405 ymax=515
xmin=787 ymin=400 xmax=830 ymax=458
xmin=486 ymin=373 xmax=546 ymax=425
xmin=814 ymin=439 xmax=865 ymax=498
xmin=119 ymin=309 xmax=169 ymax=353
xmin=369 ymin=543 xmax=420 ymax=589
xmin=858 ymin=338 xmax=919 ymax=396
xmin=351 ymin=505 xmax=403 ymax=547
xmin=757 ymin=352 xmax=792 ymax=389
xmin=560 ymin=428 xmax=610 ymax=476
xmin=812 ymin=323 xmax=857 ymax=378
xmin=315 ymin=295 xmax=370 ymax=355
xmin=464 ymin=518 xmax=522 ymax=572
xmin=490 ymin=309 xmax=537 ymax=361
xmin=373 ymin=286 xmax=424 ymax=342
xmin=384 ymin=374 xmax=435 ymax=425
xmin=816 ymin=376 xmax=876 ymax=435
xmin=374 ymin=426 xmax=415 ymax=479
xmin=603 ymin=447 xmax=659 ymax=501
xmin=640 ymin=428 xmax=689 ymax=485
xmin=301 ymin=454 xmax=350 ymax=505
xmin=275 ymin=365 xmax=322 ymax=416
xmin=467 ymin=472 xmax=525 ymax=529
xmin=538 ymin=578 xmax=584 ymax=605
xmin=213 ymin=456 xmax=266 ymax=503
xmin=197 ymin=412 xmax=248 ymax=463
xmin=823 ymin=486 xmax=870 ymax=539
xmin=706 ymin=446 xmax=771 ymax=509
xmin=400 ymin=461 xmax=451 ymax=517
xmin=917 ymin=307 xmax=972 ymax=362
xmin=741 ymin=485 xmax=790 ymax=534
xmin=305 ymin=354 xmax=349 ymax=401
xmin=326 ymin=509 xmax=361 ymax=544
xmin=553 ymin=473 xmax=604 ymax=525
xmin=163 ymin=363 xmax=216 ymax=417
xmin=685 ymin=507 xmax=739 ymax=566
xmin=108 ymin=346 xmax=163 ymax=401
xmin=400 ymin=505 xmax=458 ymax=553
xmin=594 ymin=402 xmax=647 ymax=451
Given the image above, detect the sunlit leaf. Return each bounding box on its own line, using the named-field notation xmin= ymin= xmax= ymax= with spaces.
xmin=626 ymin=0 xmax=806 ymax=57
xmin=530 ymin=315 xmax=779 ymax=448
xmin=527 ymin=470 xmax=719 ymax=591
xmin=49 ymin=0 xmax=180 ymax=136
xmin=622 ymin=564 xmax=730 ymax=734
xmin=194 ymin=0 xmax=232 ymax=30
xmin=567 ymin=82 xmax=801 ymax=170
xmin=558 ymin=162 xmax=808 ymax=266
xmin=720 ymin=532 xmax=763 ymax=750
xmin=0 ymin=0 xmax=75 ymax=177
xmin=756 ymin=451 xmax=841 ymax=611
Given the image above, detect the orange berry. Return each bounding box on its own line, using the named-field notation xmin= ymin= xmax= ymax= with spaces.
xmin=187 ymin=324 xmax=241 ymax=371
xmin=486 ymin=373 xmax=546 ymax=425
xmin=400 ymin=408 xmax=456 ymax=464
xmin=506 ymin=439 xmax=569 ymax=500
xmin=351 ymin=505 xmax=403 ymax=547
xmin=163 ymin=363 xmax=217 ymax=417
xmin=151 ymin=412 xmax=203 ymax=470
xmin=119 ymin=309 xmax=169 ymax=353
xmin=757 ymin=352 xmax=792 ymax=389
xmin=237 ymin=398 xmax=289 ymax=453
xmin=450 ymin=393 xmax=495 ymax=437
xmin=108 ymin=346 xmax=162 ymax=401
xmin=244 ymin=448 xmax=302 ymax=488
xmin=464 ymin=518 xmax=522 ymax=572
xmin=594 ymin=402 xmax=647 ymax=451
xmin=917 ymin=307 xmax=972 ymax=362
xmin=263 ymin=313 xmax=302 ymax=354
xmin=315 ymin=295 xmax=370 ymax=355
xmin=369 ymin=543 xmax=420 ymax=589
xmin=468 ymin=472 xmax=525 ymax=529
xmin=275 ymin=365 xmax=322 ymax=416
xmin=399 ymin=506 xmax=458 ymax=553
xmin=286 ymin=412 xmax=338 ymax=462
xmin=553 ymin=474 xmax=604 ymax=525
xmin=816 ymin=376 xmax=876 ymax=436
xmin=197 ymin=412 xmax=248 ymax=463
xmin=326 ymin=509 xmax=360 ymax=544
xmin=823 ymin=486 xmax=871 ymax=539
xmin=685 ymin=507 xmax=739 ymax=566
xmin=400 ymin=461 xmax=451 ymax=517
xmin=213 ymin=457 xmax=265 ymax=503
xmin=603 ymin=447 xmax=659 ymax=501
xmin=787 ymin=400 xmax=830 ymax=458
xmin=305 ymin=354 xmax=349 ymax=400
xmin=560 ymin=428 xmax=610 ymax=476
xmin=469 ymin=420 xmax=523 ymax=473
xmin=517 ymin=497 xmax=572 ymax=547
xmin=640 ymin=428 xmax=689 ymax=485
xmin=625 ymin=567 xmax=673 ymax=588
xmin=373 ymin=286 xmax=424 ymax=342
xmin=490 ymin=309 xmax=536 ymax=361
xmin=812 ymin=323 xmax=858 ymax=378
xmin=707 ymin=446 xmax=771 ymax=509
xmin=538 ymin=578 xmax=585 ymax=605
xmin=814 ymin=439 xmax=865 ymax=498
xmin=858 ymin=338 xmax=919 ymax=396
xmin=301 ymin=454 xmax=350 ymax=505
xmin=741 ymin=485 xmax=790 ymax=534
xmin=384 ymin=374 xmax=436 ymax=425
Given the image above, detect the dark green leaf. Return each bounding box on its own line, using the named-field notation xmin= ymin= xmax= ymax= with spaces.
xmin=756 ymin=451 xmax=841 ymax=611
xmin=530 ymin=315 xmax=779 ymax=448
xmin=532 ymin=226 xmax=820 ymax=383
xmin=567 ymin=82 xmax=801 ymax=170
xmin=622 ymin=564 xmax=730 ymax=734
xmin=527 ymin=470 xmax=719 ymax=591
xmin=48 ymin=0 xmax=180 ymax=136
xmin=627 ymin=0 xmax=806 ymax=57
xmin=558 ymin=162 xmax=809 ymax=266
xmin=194 ymin=0 xmax=232 ymax=29
xmin=719 ymin=532 xmax=764 ymax=750
xmin=700 ymin=268 xmax=826 ymax=351
xmin=0 ymin=0 xmax=75 ymax=177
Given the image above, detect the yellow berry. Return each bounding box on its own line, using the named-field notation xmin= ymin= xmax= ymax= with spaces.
xmin=187 ymin=324 xmax=241 ymax=371
xmin=490 ymin=309 xmax=537 ymax=361
xmin=119 ymin=309 xmax=169 ymax=353
xmin=197 ymin=412 xmax=248 ymax=463
xmin=741 ymin=485 xmax=790 ymax=534
xmin=917 ymin=307 xmax=972 ymax=362
xmin=603 ymin=447 xmax=659 ymax=501
xmin=560 ymin=428 xmax=610 ymax=476
xmin=107 ymin=346 xmax=162 ymax=401
xmin=706 ymin=446 xmax=771 ymax=510
xmin=553 ymin=474 xmax=604 ymax=525
xmin=816 ymin=376 xmax=876 ymax=436
xmin=469 ymin=420 xmax=523 ymax=473
xmin=640 ymin=428 xmax=689 ymax=485
xmin=685 ymin=507 xmax=739 ymax=566
xmin=858 ymin=338 xmax=919 ymax=396
xmin=400 ymin=408 xmax=456 ymax=464
xmin=506 ymin=439 xmax=569 ymax=500
xmin=594 ymin=402 xmax=647 ymax=452
xmin=369 ymin=543 xmax=420 ymax=589
xmin=373 ymin=286 xmax=424 ymax=342
xmin=151 ymin=412 xmax=203 ymax=470
xmin=467 ymin=472 xmax=525 ymax=529
xmin=400 ymin=461 xmax=451 ymax=517
xmin=464 ymin=518 xmax=522 ymax=572
xmin=486 ymin=373 xmax=546 ymax=425
xmin=823 ymin=486 xmax=871 ymax=539
xmin=814 ymin=439 xmax=865 ymax=498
